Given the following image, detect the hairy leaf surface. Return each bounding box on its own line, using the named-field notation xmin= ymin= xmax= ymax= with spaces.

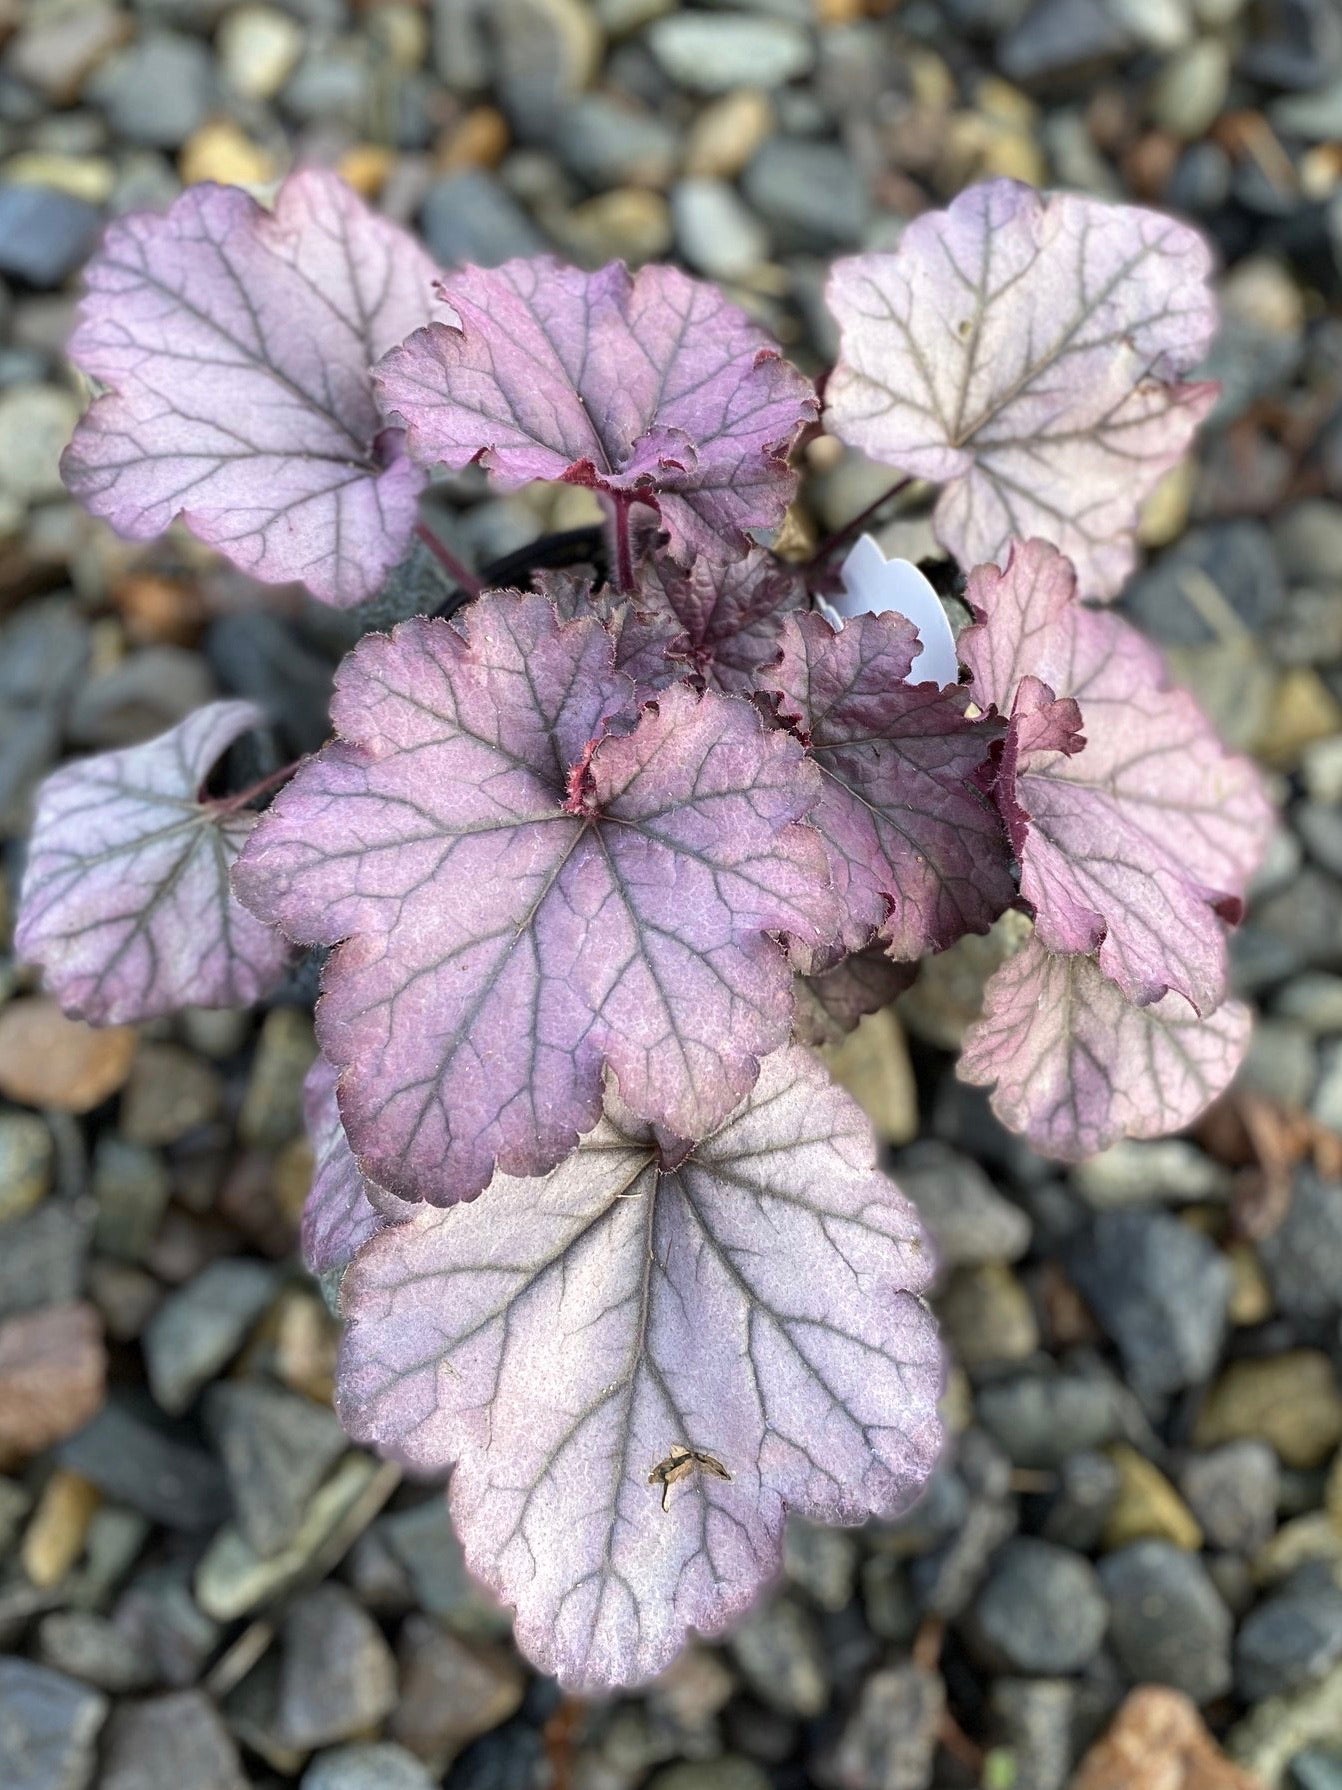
xmin=234 ymin=594 xmax=839 ymax=1206
xmin=794 ymin=948 xmax=916 ymax=1048
xmin=825 ymin=180 xmax=1218 ymax=598
xmin=769 ymin=611 xmax=1014 ymax=959
xmin=17 ymin=701 xmax=290 ymax=1024
xmin=960 ymin=540 xmax=1273 ymax=1012
xmin=302 ymin=1055 xmax=415 ymax=1277
xmin=338 ymin=1046 xmax=943 ymax=1690
xmin=62 ymin=170 xmax=445 ymax=607
xmin=375 ymin=259 xmax=817 ymax=564
xmin=959 ymin=934 xmax=1252 ymax=1158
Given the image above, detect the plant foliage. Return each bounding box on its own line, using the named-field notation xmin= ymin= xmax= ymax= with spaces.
xmin=19 ymin=167 xmax=1274 ymax=1690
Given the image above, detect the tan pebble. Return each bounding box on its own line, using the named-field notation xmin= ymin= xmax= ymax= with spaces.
xmin=180 ymin=120 xmax=278 ymax=189
xmin=1 ymin=153 xmax=116 ymax=204
xmin=1102 ymin=1444 xmax=1204 ymax=1553
xmin=21 ymin=1470 xmax=102 ymax=1589
xmin=436 ymin=106 xmax=511 ymax=173
xmin=335 ymin=145 xmax=396 ymax=199
xmin=821 ymin=1007 xmax=918 ymax=1145
xmin=0 ymin=999 xmax=137 ymax=1113
xmin=1226 ymin=1243 xmax=1273 ymax=1327
xmin=1073 ymin=1685 xmax=1260 ymax=1790
xmin=685 ymin=88 xmax=774 ymax=179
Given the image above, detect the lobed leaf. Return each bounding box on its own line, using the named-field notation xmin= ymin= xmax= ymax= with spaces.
xmin=768 ymin=610 xmax=1014 ymax=960
xmin=338 ymin=1045 xmax=943 ymax=1691
xmin=233 ymin=593 xmax=839 ymax=1207
xmin=16 ymin=701 xmax=291 ymax=1025
xmin=374 ymin=259 xmax=818 ymax=565
xmin=301 ymin=1055 xmax=415 ymax=1277
xmin=960 ymin=540 xmax=1273 ymax=1013
xmin=62 ymin=170 xmax=445 ymax=608
xmin=793 ymin=947 xmax=917 ymax=1048
xmin=959 ymin=933 xmax=1252 ymax=1159
xmin=825 ymin=180 xmax=1218 ymax=598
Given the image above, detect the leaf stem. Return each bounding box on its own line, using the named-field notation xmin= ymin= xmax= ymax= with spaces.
xmin=806 ymin=474 xmax=914 ymax=569
xmin=608 ymin=492 xmax=637 ymax=595
xmin=414 ymin=519 xmax=485 ymax=598
xmin=208 ymin=761 xmax=301 ymax=815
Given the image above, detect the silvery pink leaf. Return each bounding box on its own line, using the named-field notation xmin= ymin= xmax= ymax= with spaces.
xmin=769 ymin=610 xmax=1014 ymax=960
xmin=233 ymin=593 xmax=839 ymax=1207
xmin=301 ymin=1055 xmax=415 ymax=1277
xmin=959 ymin=933 xmax=1252 ymax=1159
xmin=62 ymin=170 xmax=445 ymax=608
xmin=960 ymin=539 xmax=1274 ymax=1013
xmin=825 ymin=180 xmax=1218 ymax=598
xmin=794 ymin=948 xmax=916 ymax=1048
xmin=16 ymin=701 xmax=291 ymax=1025
xmin=635 ymin=549 xmax=808 ymax=695
xmin=374 ymin=259 xmax=818 ymax=564
xmin=338 ymin=1045 xmax=943 ymax=1691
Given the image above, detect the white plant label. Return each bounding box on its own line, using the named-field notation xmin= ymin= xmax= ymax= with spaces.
xmin=833 ymin=535 xmax=959 ymax=689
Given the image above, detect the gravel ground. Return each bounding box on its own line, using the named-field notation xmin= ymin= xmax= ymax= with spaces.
xmin=1 ymin=2 xmax=1341 ymax=1788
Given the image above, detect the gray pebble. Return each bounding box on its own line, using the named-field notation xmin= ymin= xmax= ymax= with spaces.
xmin=742 ymin=137 xmax=869 ymax=250
xmin=203 ymin=1381 xmax=348 ymax=1560
xmin=1063 ymin=1210 xmax=1231 ymax=1410
xmin=88 ymin=34 xmax=214 ymax=148
xmin=0 ymin=1202 xmax=91 ymax=1321
xmin=1180 ymin=1442 xmax=1280 ymax=1555
xmin=1235 ymin=1567 xmax=1342 ymax=1702
xmin=143 ymin=1260 xmax=280 ymax=1415
xmin=672 ymin=178 xmax=770 ymax=282
xmin=729 ymin=1594 xmax=829 ymax=1718
xmin=1040 ymin=1451 xmax=1123 ymax=1554
xmin=0 ymin=1659 xmax=107 ymax=1790
xmin=976 ymin=1368 xmax=1125 ymax=1469
xmin=969 ymin=1538 xmax=1109 ymax=1676
xmin=1259 ymin=1171 xmax=1342 ymax=1322
xmin=277 ymin=1585 xmax=398 ymax=1750
xmin=825 ymin=1663 xmax=943 ymax=1790
xmin=988 ymin=1677 xmax=1077 ymax=1790
xmin=0 ymin=185 xmax=101 ymax=288
xmin=99 ymin=1690 xmax=246 ymax=1790
xmin=1098 ymin=1542 xmax=1233 ymax=1704
xmin=420 ymin=170 xmax=548 ymax=268
xmin=59 ymin=1400 xmax=229 ymax=1531
xmin=894 ymin=1141 xmax=1032 ymax=1268
xmin=375 ymin=1499 xmax=510 ymax=1637
xmin=554 ymin=94 xmax=678 ymax=188
xmin=647 ymin=14 xmax=814 ymax=93
xmin=301 ymin=1745 xmax=435 ymax=1790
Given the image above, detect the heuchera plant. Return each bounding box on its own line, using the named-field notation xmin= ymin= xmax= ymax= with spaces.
xmin=19 ymin=169 xmax=1276 ymax=1691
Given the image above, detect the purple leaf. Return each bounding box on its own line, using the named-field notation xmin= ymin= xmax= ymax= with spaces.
xmin=824 ymin=180 xmax=1218 ymax=598
xmin=301 ymin=1055 xmax=416 ymax=1277
xmin=374 ymin=259 xmax=818 ymax=565
xmin=959 ymin=933 xmax=1252 ymax=1159
xmin=233 ymin=593 xmax=839 ymax=1207
xmin=960 ymin=539 xmax=1274 ymax=1012
xmin=62 ymin=170 xmax=445 ymax=608
xmin=16 ymin=701 xmax=291 ymax=1026
xmin=535 ymin=568 xmax=685 ymax=701
xmin=794 ymin=947 xmax=916 ymax=1048
xmin=635 ymin=548 xmax=808 ymax=694
xmin=338 ymin=1045 xmax=943 ymax=1691
xmin=768 ymin=610 xmax=1014 ymax=960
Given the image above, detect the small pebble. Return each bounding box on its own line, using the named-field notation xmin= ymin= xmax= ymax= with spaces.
xmin=1099 ymin=1541 xmax=1234 ymax=1704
